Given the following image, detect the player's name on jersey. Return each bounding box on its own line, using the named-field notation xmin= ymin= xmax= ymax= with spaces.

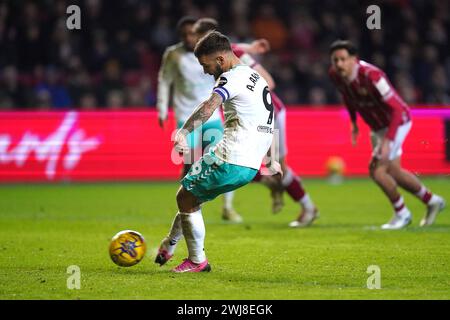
xmin=246 ymin=72 xmax=261 ymax=91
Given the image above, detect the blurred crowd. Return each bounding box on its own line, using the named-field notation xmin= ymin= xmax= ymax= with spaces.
xmin=0 ymin=0 xmax=448 ymax=110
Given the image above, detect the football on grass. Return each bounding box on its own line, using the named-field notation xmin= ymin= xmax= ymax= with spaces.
xmin=109 ymin=230 xmax=147 ymax=267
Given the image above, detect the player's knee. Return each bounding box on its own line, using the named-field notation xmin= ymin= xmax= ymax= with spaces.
xmin=370 ymin=163 xmax=389 ymax=183
xmin=176 ymin=188 xmax=187 ymax=209
xmin=386 ymin=167 xmax=397 ymax=179
xmin=387 ymin=162 xmax=400 ymax=177
xmin=369 ymin=160 xmax=381 ymax=180
xmin=176 ymin=187 xmax=199 ymax=212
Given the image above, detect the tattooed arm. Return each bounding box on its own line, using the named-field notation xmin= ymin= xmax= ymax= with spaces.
xmin=174 ymin=92 xmax=223 ymax=154
xmin=181 ymin=92 xmax=222 ymax=133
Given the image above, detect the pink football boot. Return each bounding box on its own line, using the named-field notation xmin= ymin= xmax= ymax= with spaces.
xmin=172 ymin=259 xmax=211 ymax=273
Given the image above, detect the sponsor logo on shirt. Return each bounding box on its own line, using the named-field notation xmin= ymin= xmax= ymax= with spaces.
xmin=257 ymin=125 xmax=273 ymax=134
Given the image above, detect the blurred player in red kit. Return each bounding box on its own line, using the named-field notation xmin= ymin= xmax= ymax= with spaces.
xmin=328 ymin=40 xmax=445 ymax=229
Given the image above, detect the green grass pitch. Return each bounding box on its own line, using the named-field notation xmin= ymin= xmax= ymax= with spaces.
xmin=0 ymin=178 xmax=449 ymax=300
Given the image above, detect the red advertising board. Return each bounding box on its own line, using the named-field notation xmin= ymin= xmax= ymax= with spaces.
xmin=0 ymin=108 xmax=449 ymax=182
xmin=285 ymin=108 xmax=450 ymax=176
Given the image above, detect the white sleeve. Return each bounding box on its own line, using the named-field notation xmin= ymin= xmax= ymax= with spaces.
xmin=374 ymin=77 xmax=394 ymax=100
xmin=212 ymin=73 xmax=240 ymax=102
xmin=156 ymin=49 xmax=175 ymax=119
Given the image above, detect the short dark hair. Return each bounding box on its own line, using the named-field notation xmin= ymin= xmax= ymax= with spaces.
xmin=329 ymin=40 xmax=358 ymax=56
xmin=194 ymin=31 xmax=232 ymax=58
xmin=176 ymin=16 xmax=196 ymax=34
xmin=193 ymin=17 xmax=219 ymax=35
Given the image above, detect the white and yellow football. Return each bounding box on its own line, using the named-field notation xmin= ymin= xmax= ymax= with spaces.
xmin=109 ymin=230 xmax=147 ymax=267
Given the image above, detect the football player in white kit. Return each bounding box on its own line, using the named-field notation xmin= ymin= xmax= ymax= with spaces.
xmin=156 ymin=17 xmax=242 ymax=223
xmin=155 ymin=31 xmax=281 ymax=272
xmin=192 ymin=18 xmax=319 ymax=228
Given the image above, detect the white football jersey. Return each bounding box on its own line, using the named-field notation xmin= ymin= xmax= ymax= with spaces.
xmin=212 ymin=65 xmax=274 ymax=169
xmin=157 ymin=42 xmax=222 ymax=123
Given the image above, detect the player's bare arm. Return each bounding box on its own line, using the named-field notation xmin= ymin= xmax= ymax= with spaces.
xmin=174 ymin=92 xmax=222 ymax=154
xmin=237 ymin=38 xmax=271 ymax=55
xmin=180 ymin=92 xmax=222 ymax=133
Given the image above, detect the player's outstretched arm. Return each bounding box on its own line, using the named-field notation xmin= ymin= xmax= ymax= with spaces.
xmin=234 ymin=41 xmax=275 ymax=89
xmin=238 ymin=38 xmax=271 ymax=55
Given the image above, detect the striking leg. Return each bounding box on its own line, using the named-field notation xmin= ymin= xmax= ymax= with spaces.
xmin=171 ymin=186 xmax=210 ymax=272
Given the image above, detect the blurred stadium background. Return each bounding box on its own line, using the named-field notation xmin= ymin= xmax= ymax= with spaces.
xmin=0 ymin=0 xmax=449 ymax=181
xmin=0 ymin=0 xmax=449 ymax=109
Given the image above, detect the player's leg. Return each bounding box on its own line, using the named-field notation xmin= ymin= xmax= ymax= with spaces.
xmin=263 ymin=159 xmax=284 ymax=214
xmin=221 ymin=191 xmax=243 ymax=222
xmin=254 ymin=107 xmax=318 ymax=225
xmin=369 ymin=127 xmax=412 ymax=229
xmin=370 ymin=158 xmax=402 ymax=202
xmin=247 ymin=108 xmax=285 ymax=214
xmin=285 ymin=159 xmax=319 ymax=228
xmin=387 ymin=158 xmax=421 ymax=193
xmin=175 ymin=151 xmax=258 ymax=273
xmin=154 ymin=212 xmax=183 ymax=266
xmin=265 ymin=108 xmax=286 ymax=213
xmin=162 ymin=154 xmax=215 ymax=273
xmin=270 ymin=107 xmax=318 ymax=226
xmin=203 ymin=119 xmax=243 ymax=223
xmin=370 ymin=158 xmax=412 ymax=229
xmin=154 ymin=183 xmax=201 ymax=267
xmin=155 ymin=181 xmax=205 ymax=268
xmin=158 ymin=122 xmax=201 ymax=265
xmin=388 ymin=158 xmax=445 ymax=226
xmin=156 ymin=122 xmax=206 ymax=269
xmin=172 ymin=186 xmax=211 ymax=272
xmin=253 ymin=167 xmax=285 ymax=213
xmin=156 ymin=120 xmax=189 ymax=266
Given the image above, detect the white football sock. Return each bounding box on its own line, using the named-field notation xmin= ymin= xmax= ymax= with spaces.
xmin=283 ymin=167 xmax=315 ymax=211
xmin=299 ymin=194 xmax=315 ymax=211
xmin=415 ymin=186 xmax=427 ymax=198
xmin=165 ymin=212 xmax=183 ymax=255
xmin=180 ymin=209 xmax=206 ymax=264
xmin=223 ymin=191 xmax=234 ymax=210
xmin=429 ymin=194 xmax=442 ymax=204
xmin=393 ymin=196 xmax=405 ymax=211
xmin=397 ymin=206 xmax=410 ymax=217
xmin=281 ymin=168 xmax=294 ymax=187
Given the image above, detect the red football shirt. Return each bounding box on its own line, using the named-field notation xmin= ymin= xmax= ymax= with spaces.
xmin=329 ymin=60 xmax=411 ymax=140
